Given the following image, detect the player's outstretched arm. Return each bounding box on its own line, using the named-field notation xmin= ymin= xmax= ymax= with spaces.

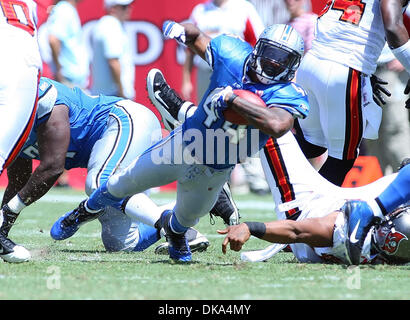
xmin=218 ymin=212 xmax=337 ymax=254
xmin=163 ymin=21 xmax=211 ymax=61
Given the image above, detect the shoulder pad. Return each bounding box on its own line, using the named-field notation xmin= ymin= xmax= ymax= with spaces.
xmin=37 ymin=78 xmax=57 ymax=120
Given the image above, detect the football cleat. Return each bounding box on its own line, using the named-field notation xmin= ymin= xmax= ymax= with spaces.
xmin=154 ymin=227 xmax=209 ymax=255
xmin=399 ymin=158 xmax=410 ymax=171
xmin=210 ymin=183 xmax=240 ymax=226
xmin=0 ymin=204 xmax=19 ymax=237
xmin=344 ymin=200 xmax=379 ymax=265
xmin=0 ymin=231 xmax=30 ymax=263
xmin=146 ymin=68 xmax=192 ymax=131
xmin=50 ymin=200 xmax=103 ymax=240
xmin=154 ymin=210 xmax=192 ymax=262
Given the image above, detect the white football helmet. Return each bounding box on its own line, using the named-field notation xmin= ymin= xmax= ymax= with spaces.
xmin=248 ymin=24 xmax=304 ymax=84
xmin=372 ymin=203 xmax=410 ymax=264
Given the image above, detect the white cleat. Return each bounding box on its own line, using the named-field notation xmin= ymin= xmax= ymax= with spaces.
xmin=0 ymin=232 xmax=31 ymax=263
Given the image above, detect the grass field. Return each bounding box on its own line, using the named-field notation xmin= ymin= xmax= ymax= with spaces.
xmin=0 ymin=187 xmax=409 ymax=301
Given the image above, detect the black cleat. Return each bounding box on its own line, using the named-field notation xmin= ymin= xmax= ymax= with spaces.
xmin=399 ymin=158 xmax=410 ymax=171
xmin=154 ymin=210 xmax=192 ymax=262
xmin=146 ymin=68 xmax=192 ymax=131
xmin=210 ymin=183 xmax=240 ymax=226
xmin=154 ymin=227 xmax=209 ymax=255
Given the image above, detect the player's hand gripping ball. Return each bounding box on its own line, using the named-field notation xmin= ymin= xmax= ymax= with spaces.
xmin=223 ymin=89 xmax=266 ymax=125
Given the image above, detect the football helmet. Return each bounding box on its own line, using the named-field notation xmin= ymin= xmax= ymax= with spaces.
xmin=248 ymin=24 xmax=304 ymax=84
xmin=372 ymin=203 xmax=410 ymax=264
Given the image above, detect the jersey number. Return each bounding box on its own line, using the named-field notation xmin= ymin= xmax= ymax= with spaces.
xmin=319 ymin=0 xmax=366 ymax=26
xmin=0 ymin=0 xmax=35 ymax=36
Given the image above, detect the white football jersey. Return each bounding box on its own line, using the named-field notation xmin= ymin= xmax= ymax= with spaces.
xmin=0 ymin=0 xmax=41 ymax=69
xmin=309 ymin=0 xmax=387 ymax=75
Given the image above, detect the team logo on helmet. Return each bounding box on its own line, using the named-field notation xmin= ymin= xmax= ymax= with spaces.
xmin=380 ymin=231 xmax=408 ymax=255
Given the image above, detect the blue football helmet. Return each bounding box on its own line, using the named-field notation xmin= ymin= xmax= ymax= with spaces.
xmin=249 ymin=24 xmax=304 ymax=84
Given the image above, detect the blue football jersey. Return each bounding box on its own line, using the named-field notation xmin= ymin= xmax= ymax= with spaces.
xmin=182 ymin=35 xmax=310 ymax=169
xmin=20 ymin=77 xmax=122 ymax=169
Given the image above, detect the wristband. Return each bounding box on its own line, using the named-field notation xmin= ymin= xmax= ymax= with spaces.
xmin=226 ymin=93 xmax=238 ymax=107
xmin=244 ymin=221 xmax=266 ymax=239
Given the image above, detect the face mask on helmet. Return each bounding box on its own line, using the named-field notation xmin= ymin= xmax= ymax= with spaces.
xmin=372 ymin=205 xmax=410 ymax=264
xmin=248 ymin=25 xmax=304 ymax=84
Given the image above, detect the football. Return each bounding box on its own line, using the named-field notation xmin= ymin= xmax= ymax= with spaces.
xmin=223 ymin=89 xmax=266 ymax=125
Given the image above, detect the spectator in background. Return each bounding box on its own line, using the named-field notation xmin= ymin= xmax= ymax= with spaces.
xmin=46 ymin=0 xmax=90 ymax=188
xmin=364 ymin=44 xmax=410 ymax=174
xmin=284 ymin=0 xmax=317 ymax=53
xmin=249 ymin=0 xmax=290 ymax=26
xmin=47 ymin=0 xmax=89 ymax=89
xmin=249 ymin=0 xmax=313 ymax=27
xmin=90 ymin=0 xmax=135 ymax=100
xmin=181 ymin=0 xmax=265 ymax=103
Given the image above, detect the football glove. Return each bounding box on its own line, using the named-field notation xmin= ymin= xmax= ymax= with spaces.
xmin=211 ymin=86 xmax=233 ymax=118
xmin=404 ymin=78 xmax=410 ymax=109
xmin=370 ymin=74 xmax=391 ymax=107
xmin=162 ymin=20 xmax=186 ymax=45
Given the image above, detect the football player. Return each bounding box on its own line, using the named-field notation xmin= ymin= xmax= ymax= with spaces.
xmin=294 ymin=0 xmax=410 ymax=186
xmin=0 ymin=77 xmax=210 ymax=262
xmin=293 ymin=0 xmax=410 ymax=264
xmin=0 ymin=0 xmax=42 ymax=263
xmin=54 ymin=23 xmax=310 ymax=262
xmin=219 ymin=162 xmax=410 ymax=265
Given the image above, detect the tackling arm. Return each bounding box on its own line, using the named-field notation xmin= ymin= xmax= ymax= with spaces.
xmin=218 ymin=212 xmax=338 ymax=254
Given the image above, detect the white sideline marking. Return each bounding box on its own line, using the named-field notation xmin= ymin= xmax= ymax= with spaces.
xmin=4 ymin=192 xmax=276 ymax=212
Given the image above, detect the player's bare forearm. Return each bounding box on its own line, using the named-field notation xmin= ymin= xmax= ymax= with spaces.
xmin=381 ymin=0 xmax=409 ymax=48
xmin=263 ymin=212 xmax=337 ymax=247
xmin=218 ymin=212 xmax=337 ymax=253
xmin=17 ymin=166 xmax=63 ymax=206
xmin=229 ymin=96 xmax=294 ymax=138
xmin=181 ymin=22 xmax=211 ymax=60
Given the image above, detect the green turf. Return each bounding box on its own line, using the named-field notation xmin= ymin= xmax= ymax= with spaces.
xmin=0 ymin=188 xmax=409 ymax=300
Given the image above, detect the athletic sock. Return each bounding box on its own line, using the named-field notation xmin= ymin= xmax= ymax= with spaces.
xmin=375 ymin=164 xmax=410 ymax=216
xmin=86 ymin=181 xmax=123 ymax=211
xmin=177 ymin=102 xmax=197 ymax=122
xmin=170 ymin=212 xmax=188 ymax=234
